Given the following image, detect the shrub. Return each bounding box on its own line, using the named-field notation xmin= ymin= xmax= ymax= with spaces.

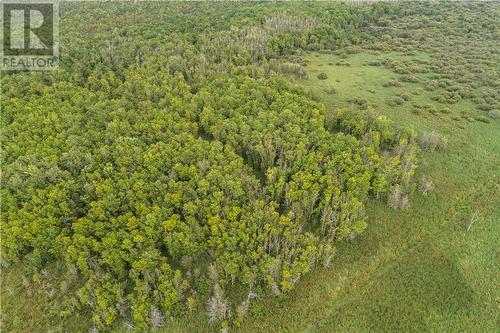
xmin=477 ymin=103 xmax=493 ymax=111
xmin=207 ymin=284 xmax=229 ymax=323
xmin=150 ymin=306 xmax=165 ymax=328
xmin=388 ymin=186 xmax=402 ymax=210
xmin=474 ymin=116 xmax=491 ymax=123
xmin=419 ymin=176 xmax=434 ymax=194
xmin=457 ymin=86 xmax=473 ymax=98
xmin=322 ymin=86 xmax=336 ymax=94
xmin=335 ymin=61 xmax=351 ymax=67
xmin=411 ymin=88 xmax=422 ymax=96
xmin=386 ymin=96 xmax=404 ymax=106
xmin=366 ymin=60 xmax=382 ymax=66
xmin=347 ymin=96 xmax=369 ymax=109
xmin=419 ymin=130 xmax=440 ymax=151
xmin=423 ymin=104 xmax=437 ymax=114
xmin=317 ymin=72 xmax=328 ymax=80
xmin=432 ymin=91 xmax=461 ymax=104
xmin=429 ymin=108 xmax=439 ymax=115
xmin=309 ymin=90 xmax=322 ymax=101
xmin=425 ymin=80 xmax=439 ymax=91
xmin=399 ymin=93 xmax=411 ymax=101
xmin=383 ymin=80 xmax=402 ymax=88
xmin=400 ymin=195 xmax=410 ymax=210
xmin=411 ymin=108 xmax=423 ymax=116
xmin=400 ymin=74 xmax=419 ymax=83
xmin=488 ymin=110 xmax=500 ymax=119
xmin=388 ymin=185 xmax=410 ymax=210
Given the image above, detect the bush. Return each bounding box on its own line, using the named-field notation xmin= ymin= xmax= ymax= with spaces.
xmin=432 ymin=91 xmax=461 ymax=104
xmin=419 ymin=176 xmax=434 ymax=194
xmin=429 ymin=108 xmax=439 ymax=115
xmin=317 ymin=72 xmax=328 ymax=80
xmin=335 ymin=61 xmax=351 ymax=67
xmin=366 ymin=60 xmax=382 ymax=66
xmin=419 ymin=130 xmax=440 ymax=151
xmin=425 ymin=80 xmax=439 ymax=91
xmin=474 ymin=116 xmax=491 ymax=123
xmin=412 ymin=88 xmax=423 ymax=96
xmin=411 ymin=108 xmax=423 ymax=116
xmin=207 ymin=284 xmax=229 ymax=323
xmin=488 ymin=110 xmax=500 ymax=119
xmin=388 ymin=185 xmax=410 ymax=210
xmin=383 ymin=80 xmax=402 ymax=88
xmin=386 ymin=96 xmax=404 ymax=106
xmin=423 ymin=104 xmax=438 ymax=114
xmin=400 ymin=74 xmax=419 ymax=83
xmin=477 ymin=103 xmax=493 ymax=111
xmin=322 ymin=86 xmax=336 ymax=94
xmin=347 ymin=96 xmax=369 ymax=109
xmin=399 ymin=93 xmax=411 ymax=101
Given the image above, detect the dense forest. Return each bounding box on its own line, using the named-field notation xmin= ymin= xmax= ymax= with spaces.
xmin=1 ymin=1 xmax=498 ymax=332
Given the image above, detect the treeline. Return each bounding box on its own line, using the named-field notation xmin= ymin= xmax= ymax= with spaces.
xmin=56 ymin=1 xmax=398 ymax=85
xmin=1 ymin=1 xmax=416 ymax=331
